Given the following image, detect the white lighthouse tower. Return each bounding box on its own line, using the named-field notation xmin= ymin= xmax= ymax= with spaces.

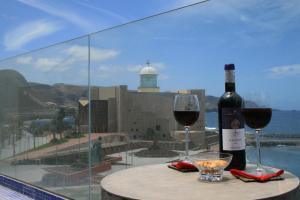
xmin=138 ymin=61 xmax=160 ymax=93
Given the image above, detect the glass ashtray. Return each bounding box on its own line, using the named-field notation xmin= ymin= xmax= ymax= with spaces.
xmin=190 ymin=152 xmax=232 ymax=182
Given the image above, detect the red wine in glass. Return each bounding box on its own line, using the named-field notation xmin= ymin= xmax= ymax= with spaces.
xmin=242 ymin=108 xmax=272 ymax=129
xmin=174 ymin=111 xmax=200 ymax=126
xmin=242 ymin=107 xmax=272 ymax=175
xmin=173 ymin=94 xmax=200 ymax=162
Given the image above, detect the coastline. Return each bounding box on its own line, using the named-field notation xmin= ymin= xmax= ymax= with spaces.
xmin=206 ymin=130 xmax=300 ymax=149
xmin=246 ymin=137 xmax=300 ymax=147
xmin=206 ymin=110 xmax=300 ymax=136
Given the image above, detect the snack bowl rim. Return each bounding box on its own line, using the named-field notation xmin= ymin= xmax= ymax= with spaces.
xmin=190 ymin=152 xmax=233 ymax=168
xmin=190 ymin=152 xmax=232 ymax=160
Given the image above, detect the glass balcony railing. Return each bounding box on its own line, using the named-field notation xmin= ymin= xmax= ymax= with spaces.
xmin=0 ymin=1 xmax=300 ymax=199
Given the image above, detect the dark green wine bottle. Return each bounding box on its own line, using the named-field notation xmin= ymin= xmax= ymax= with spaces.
xmin=218 ymin=64 xmax=246 ymax=170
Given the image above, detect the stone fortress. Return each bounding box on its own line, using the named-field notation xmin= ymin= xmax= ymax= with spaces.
xmin=79 ymin=62 xmax=206 ymax=147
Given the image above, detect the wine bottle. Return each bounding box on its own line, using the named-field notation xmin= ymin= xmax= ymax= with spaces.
xmin=218 ymin=64 xmax=246 ymax=170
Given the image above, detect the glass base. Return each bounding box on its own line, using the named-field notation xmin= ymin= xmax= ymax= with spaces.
xmin=245 ymin=166 xmax=274 ymax=176
xmin=199 ymin=169 xmax=224 ymax=182
xmin=180 ymin=157 xmax=193 ymax=164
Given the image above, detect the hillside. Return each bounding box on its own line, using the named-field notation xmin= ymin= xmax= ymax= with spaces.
xmin=0 ymin=69 xmax=27 ymax=87
xmin=205 ymin=95 xmax=258 ymax=112
xmin=205 ymin=95 xmax=220 ymax=112
xmin=0 ymin=69 xmax=256 ymax=116
xmin=0 ymin=70 xmax=87 ymax=120
xmin=0 ymin=69 xmax=45 ymax=115
xmin=28 ymin=83 xmax=87 ymax=107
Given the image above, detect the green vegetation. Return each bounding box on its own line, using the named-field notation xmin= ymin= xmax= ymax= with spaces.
xmin=65 ymin=131 xmax=85 ymax=139
xmin=26 ymin=141 xmax=55 ymax=152
xmin=50 ymin=137 xmax=68 ymax=144
xmin=51 ymin=107 xmax=66 ymax=140
xmin=245 ymin=133 xmax=255 ymax=140
xmin=17 ymin=137 xmax=69 ymax=156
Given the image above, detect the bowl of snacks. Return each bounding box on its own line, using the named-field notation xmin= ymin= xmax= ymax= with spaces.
xmin=190 ymin=152 xmax=232 ymax=182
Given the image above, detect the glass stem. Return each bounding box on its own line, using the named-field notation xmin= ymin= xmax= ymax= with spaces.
xmin=255 ymin=129 xmax=262 ymax=171
xmin=184 ymin=126 xmax=190 ymax=160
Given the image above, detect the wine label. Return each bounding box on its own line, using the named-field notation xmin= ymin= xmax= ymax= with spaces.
xmin=221 ymin=108 xmax=245 ymax=151
xmin=222 ymin=129 xmax=245 ymax=150
xmin=225 ymin=70 xmax=235 ymax=83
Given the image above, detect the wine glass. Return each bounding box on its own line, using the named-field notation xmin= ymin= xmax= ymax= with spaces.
xmin=242 ymin=93 xmax=272 ymax=175
xmin=173 ymin=94 xmax=200 ymax=162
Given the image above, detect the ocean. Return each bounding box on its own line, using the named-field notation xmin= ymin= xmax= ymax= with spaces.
xmin=205 ymin=110 xmax=300 ymax=177
xmin=205 ymin=110 xmax=300 ymax=136
xmin=246 ymin=146 xmax=300 ymax=178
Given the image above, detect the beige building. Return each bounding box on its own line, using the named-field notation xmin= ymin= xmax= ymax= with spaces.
xmin=79 ymin=64 xmax=206 ymax=146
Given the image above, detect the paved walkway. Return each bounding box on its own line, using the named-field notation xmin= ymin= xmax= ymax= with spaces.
xmin=8 ymin=133 xmax=110 ymax=161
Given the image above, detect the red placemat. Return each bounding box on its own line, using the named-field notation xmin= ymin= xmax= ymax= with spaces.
xmin=168 ymin=161 xmax=198 ymax=172
xmin=230 ymin=169 xmax=284 ymax=182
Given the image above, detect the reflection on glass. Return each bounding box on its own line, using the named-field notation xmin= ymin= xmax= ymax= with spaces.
xmin=0 ymin=0 xmax=299 ymax=199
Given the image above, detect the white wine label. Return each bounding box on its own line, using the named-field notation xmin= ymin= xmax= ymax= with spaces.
xmin=225 ymin=70 xmax=235 ymax=83
xmin=222 ymin=128 xmax=245 ymax=150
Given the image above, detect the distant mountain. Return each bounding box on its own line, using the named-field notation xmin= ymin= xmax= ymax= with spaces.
xmin=0 ymin=69 xmax=257 ymax=117
xmin=0 ymin=69 xmax=27 ymax=87
xmin=0 ymin=69 xmax=45 ymax=115
xmin=28 ymin=82 xmax=87 ymax=107
xmin=0 ymin=70 xmax=87 ymax=119
xmin=205 ymin=95 xmax=258 ymax=112
xmin=205 ymin=95 xmax=219 ymax=112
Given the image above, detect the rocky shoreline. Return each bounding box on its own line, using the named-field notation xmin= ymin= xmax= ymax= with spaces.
xmin=207 ymin=131 xmax=300 ymax=149
xmin=246 ymin=137 xmax=300 ymax=147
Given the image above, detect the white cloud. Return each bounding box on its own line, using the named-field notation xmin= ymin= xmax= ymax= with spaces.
xmin=269 ymin=64 xmax=300 ymax=77
xmin=91 ymin=47 xmax=120 ymax=61
xmin=65 ymin=45 xmax=120 ymax=62
xmin=151 ymin=62 xmax=166 ymax=70
xmin=158 ymin=74 xmax=169 ymax=80
xmin=71 ymin=0 xmax=128 ymax=23
xmin=127 ymin=65 xmax=143 ymax=73
xmin=4 ymin=20 xmax=60 ymax=51
xmin=15 ymin=45 xmax=120 ymax=72
xmin=16 ymin=56 xmax=33 ymax=65
xmin=239 ymin=15 xmax=250 ymax=22
xmin=173 ymin=0 xmax=254 ymax=16
xmin=170 ymin=0 xmax=300 ymax=48
xmin=18 ymin=0 xmax=93 ymax=30
xmin=95 ymin=65 xmax=124 ymax=79
xmin=174 ymin=0 xmax=300 ymax=31
xmin=91 ymin=61 xmax=168 ymax=80
xmin=34 ymin=57 xmax=69 ymax=72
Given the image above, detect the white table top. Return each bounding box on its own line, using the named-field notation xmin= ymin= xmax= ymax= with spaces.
xmin=101 ymin=164 xmax=299 ymax=200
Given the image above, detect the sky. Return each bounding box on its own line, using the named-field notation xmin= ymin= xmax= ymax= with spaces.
xmin=0 ymin=0 xmax=300 ymax=110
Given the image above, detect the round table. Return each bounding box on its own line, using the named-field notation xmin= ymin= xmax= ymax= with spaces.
xmin=101 ymin=164 xmax=299 ymax=200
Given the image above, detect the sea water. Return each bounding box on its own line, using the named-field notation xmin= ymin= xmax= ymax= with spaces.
xmin=246 ymin=146 xmax=300 ymax=178
xmin=206 ymin=110 xmax=300 ymax=135
xmin=206 ymin=110 xmax=300 ymax=178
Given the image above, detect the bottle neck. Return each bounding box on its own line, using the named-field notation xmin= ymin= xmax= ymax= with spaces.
xmin=225 ymin=70 xmax=235 ymax=92
xmin=225 ymin=82 xmax=235 ymax=92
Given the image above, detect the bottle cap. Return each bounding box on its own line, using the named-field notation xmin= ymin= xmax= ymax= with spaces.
xmin=224 ymin=64 xmax=235 ymax=70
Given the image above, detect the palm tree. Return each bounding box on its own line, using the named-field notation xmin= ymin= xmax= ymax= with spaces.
xmin=30 ymin=122 xmax=43 ymax=149
xmin=53 ymin=107 xmax=66 ymax=140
